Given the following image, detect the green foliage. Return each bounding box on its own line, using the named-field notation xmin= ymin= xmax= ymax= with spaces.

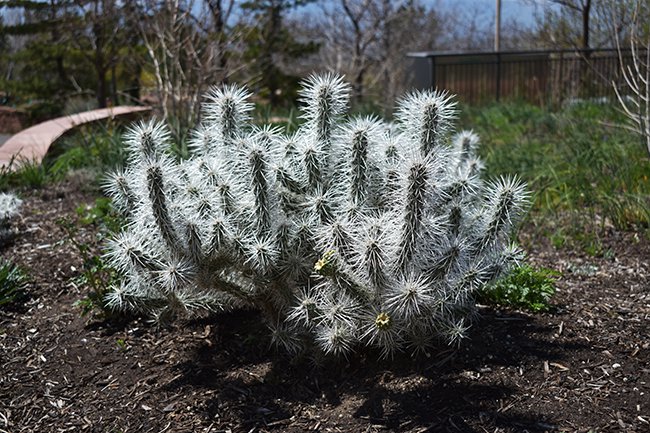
xmin=76 ymin=197 xmax=123 ymax=233
xmin=478 ymin=264 xmax=559 ymax=312
xmin=47 ymin=124 xmax=127 ymax=182
xmin=0 ymin=259 xmax=28 ymax=308
xmin=461 ymin=101 xmax=650 ymax=239
xmin=71 ymin=253 xmax=115 ymax=318
xmin=22 ymin=100 xmax=66 ymax=123
xmin=58 ymin=198 xmax=123 ymax=318
xmin=6 ymin=159 xmax=50 ymax=189
xmin=1 ymin=1 xmax=144 ymax=113
xmin=253 ymin=103 xmax=301 ymax=133
xmin=0 ymin=1 xmax=73 ymax=111
xmin=115 ymin=338 xmax=127 ymax=350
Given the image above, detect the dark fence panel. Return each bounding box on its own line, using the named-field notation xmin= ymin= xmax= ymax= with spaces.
xmin=409 ymin=48 xmax=637 ymax=106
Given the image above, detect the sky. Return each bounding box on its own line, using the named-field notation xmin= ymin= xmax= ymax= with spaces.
xmin=296 ymin=0 xmax=554 ymax=30
xmin=430 ymin=0 xmax=549 ymax=28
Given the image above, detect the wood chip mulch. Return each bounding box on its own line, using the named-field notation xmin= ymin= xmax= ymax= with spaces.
xmin=1 ymin=182 xmax=649 ymax=433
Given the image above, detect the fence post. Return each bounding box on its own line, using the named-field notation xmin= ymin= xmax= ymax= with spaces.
xmin=495 ymin=52 xmax=502 ymax=101
xmin=554 ymin=51 xmax=564 ymax=107
xmin=431 ymin=56 xmax=436 ymax=90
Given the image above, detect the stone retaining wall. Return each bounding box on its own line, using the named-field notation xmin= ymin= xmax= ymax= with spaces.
xmin=0 ymin=107 xmax=28 ymax=134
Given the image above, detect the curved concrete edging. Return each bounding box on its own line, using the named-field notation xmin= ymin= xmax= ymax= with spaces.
xmin=0 ymin=106 xmax=151 ymax=169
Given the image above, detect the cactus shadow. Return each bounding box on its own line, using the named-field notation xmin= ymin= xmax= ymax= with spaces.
xmin=165 ymin=308 xmax=584 ymax=432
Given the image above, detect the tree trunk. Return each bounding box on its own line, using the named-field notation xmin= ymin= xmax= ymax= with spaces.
xmin=579 ymin=0 xmax=592 ymax=97
xmin=110 ymin=63 xmax=118 ymax=106
xmin=582 ymin=0 xmax=591 ymax=51
xmin=96 ymin=67 xmax=107 ymax=108
xmin=93 ymin=14 xmax=107 ymax=108
xmin=353 ymin=67 xmax=365 ymax=104
xmin=263 ymin=2 xmax=282 ymax=107
xmin=207 ymin=0 xmax=229 ymax=83
xmin=128 ymin=64 xmax=141 ymax=102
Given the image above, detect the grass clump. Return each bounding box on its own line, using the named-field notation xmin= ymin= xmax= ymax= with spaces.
xmin=0 ymin=158 xmax=50 ymax=190
xmin=0 ymin=259 xmax=28 ymax=308
xmin=478 ymin=263 xmax=559 ymax=313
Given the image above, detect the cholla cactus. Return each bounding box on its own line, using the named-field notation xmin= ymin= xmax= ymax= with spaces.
xmin=0 ymin=192 xmax=22 ymax=247
xmin=103 ymin=74 xmax=529 ymax=357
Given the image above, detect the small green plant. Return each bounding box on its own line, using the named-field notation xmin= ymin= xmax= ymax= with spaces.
xmin=550 ymin=229 xmax=567 ymax=249
xmin=115 ymin=338 xmax=128 ymax=350
xmin=58 ymin=199 xmax=123 ymax=317
xmin=11 ymin=159 xmax=50 ymax=189
xmin=0 ymin=259 xmax=28 ymax=308
xmin=76 ymin=197 xmax=123 ymax=233
xmin=59 ymin=217 xmax=115 ymax=317
xmin=48 ymin=146 xmax=90 ymax=181
xmin=478 ymin=263 xmax=559 ymax=312
xmin=46 ymin=124 xmax=128 ymax=184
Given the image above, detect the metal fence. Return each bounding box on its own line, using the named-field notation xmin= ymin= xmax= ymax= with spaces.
xmin=408 ymin=48 xmax=636 ymax=106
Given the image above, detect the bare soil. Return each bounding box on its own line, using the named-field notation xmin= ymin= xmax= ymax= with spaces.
xmin=1 ymin=182 xmax=649 ymax=433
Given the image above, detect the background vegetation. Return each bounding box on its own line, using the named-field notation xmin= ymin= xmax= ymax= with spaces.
xmin=2 ymin=1 xmax=649 ymax=127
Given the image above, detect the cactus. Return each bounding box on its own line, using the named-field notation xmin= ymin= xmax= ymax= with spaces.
xmin=0 ymin=192 xmax=22 ymax=247
xmin=103 ymin=74 xmax=529 ymax=357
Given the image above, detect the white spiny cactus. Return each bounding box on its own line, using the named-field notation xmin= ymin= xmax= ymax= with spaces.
xmin=104 ymin=74 xmax=530 ymax=358
xmin=0 ymin=192 xmax=22 ymax=246
xmin=0 ymin=192 xmax=22 ymax=222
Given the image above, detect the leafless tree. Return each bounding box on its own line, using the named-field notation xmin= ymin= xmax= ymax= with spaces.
xmin=135 ymin=0 xmax=239 ymax=138
xmin=613 ymin=1 xmax=650 ymax=156
xmin=315 ymin=0 xmax=447 ymax=106
xmin=525 ymin=0 xmax=642 ymax=50
xmin=316 ymin=0 xmax=382 ymax=102
xmin=554 ymin=0 xmax=592 ymax=49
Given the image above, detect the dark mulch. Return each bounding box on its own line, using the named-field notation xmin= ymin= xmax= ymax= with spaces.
xmin=2 ymin=181 xmax=649 ymax=433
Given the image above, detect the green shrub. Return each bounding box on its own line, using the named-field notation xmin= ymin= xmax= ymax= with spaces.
xmin=478 ymin=263 xmax=559 ymax=312
xmin=47 ymin=124 xmax=127 ymax=183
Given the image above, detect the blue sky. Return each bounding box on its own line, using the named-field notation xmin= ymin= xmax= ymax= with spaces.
xmin=436 ymin=0 xmax=540 ymax=26
xmin=296 ymin=0 xmax=552 ymax=29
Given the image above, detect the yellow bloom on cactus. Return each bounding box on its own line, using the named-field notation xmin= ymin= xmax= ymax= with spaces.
xmin=375 ymin=312 xmax=391 ymax=330
xmin=314 ymin=250 xmax=336 ymax=273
